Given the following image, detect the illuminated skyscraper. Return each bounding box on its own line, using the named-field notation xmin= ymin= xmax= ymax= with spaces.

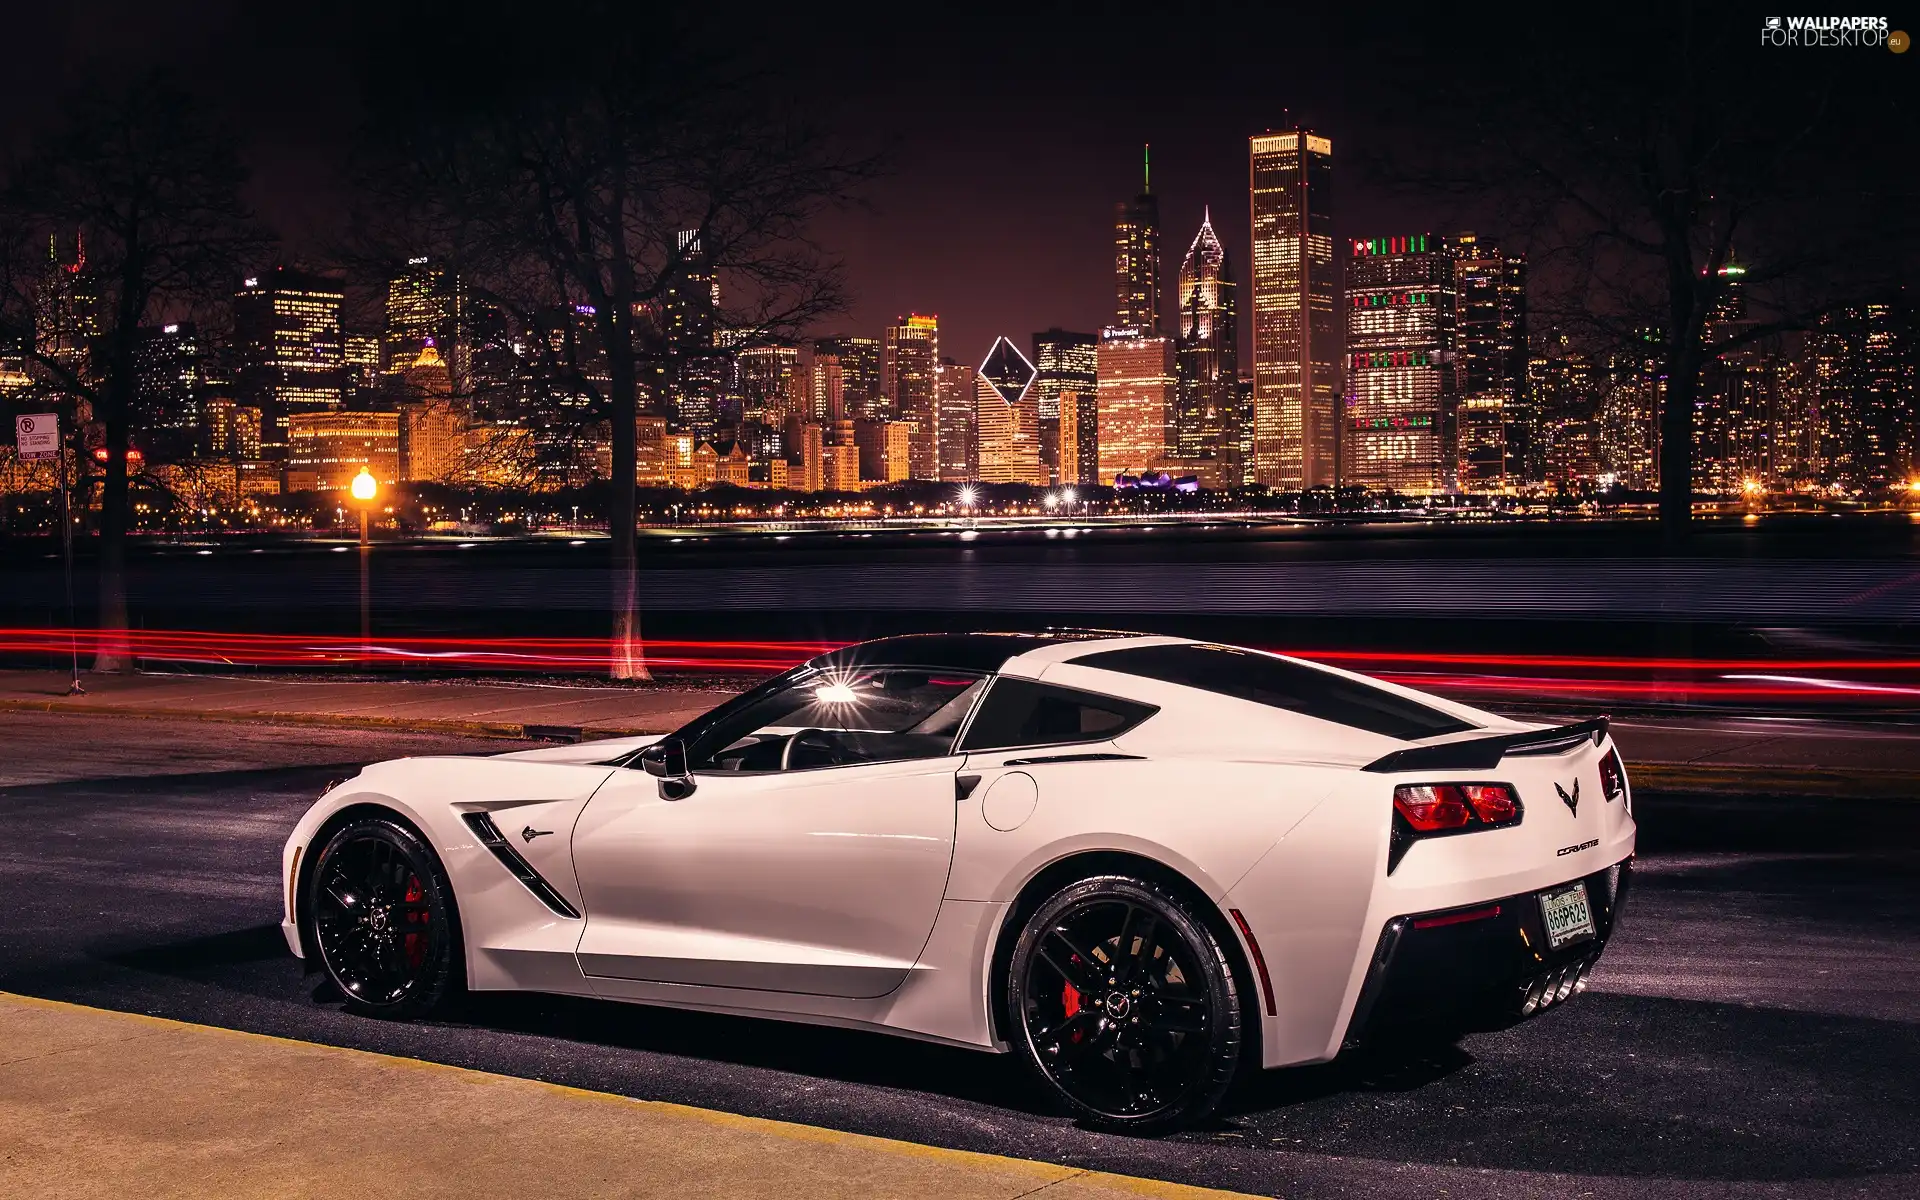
xmin=666 ymin=230 xmax=722 ymax=436
xmin=733 ymin=343 xmax=801 ymax=429
xmin=1811 ymin=296 xmax=1914 ymax=489
xmin=399 ymin=343 xmax=462 ymax=484
xmin=1530 ymin=337 xmax=1604 ymax=489
xmin=1174 ymin=210 xmax=1238 ymax=469
xmin=1032 ymin=328 xmax=1098 ymax=484
xmin=974 ymin=336 xmax=1045 ymax=484
xmin=1769 ymin=353 xmax=1821 ymax=487
xmin=1115 ymin=147 xmax=1161 ymax=332
xmin=1694 ymin=260 xmax=1786 ymax=492
xmin=883 ymin=314 xmax=939 ymax=478
xmin=1096 ymin=327 xmax=1175 ymax=482
xmin=1054 ymin=391 xmax=1083 ymax=486
xmin=808 ymin=350 xmax=845 ymax=423
xmin=1597 ymin=345 xmax=1663 ymax=492
xmin=935 ymin=357 xmax=978 ymax=481
xmin=1249 ymin=128 xmax=1337 ymax=488
xmin=234 ymin=267 xmax=346 ymax=458
xmin=131 ymin=323 xmax=203 ymax=452
xmin=34 ymin=233 xmax=97 ymax=386
xmin=344 ymin=334 xmax=382 ymax=403
xmin=1345 ymin=234 xmax=1457 ymax=494
xmin=1449 ymin=235 xmax=1529 ymax=491
xmin=814 ymin=335 xmax=883 ymax=418
xmin=383 ymin=256 xmax=463 ymax=392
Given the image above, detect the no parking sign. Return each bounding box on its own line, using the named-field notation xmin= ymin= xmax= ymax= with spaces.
xmin=13 ymin=413 xmax=58 ymax=461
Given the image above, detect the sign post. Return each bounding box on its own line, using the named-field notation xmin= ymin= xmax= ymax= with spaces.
xmin=14 ymin=414 xmax=83 ymax=694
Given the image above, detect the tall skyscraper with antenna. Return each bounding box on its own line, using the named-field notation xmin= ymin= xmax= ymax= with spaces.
xmin=1114 ymin=145 xmax=1162 ymax=333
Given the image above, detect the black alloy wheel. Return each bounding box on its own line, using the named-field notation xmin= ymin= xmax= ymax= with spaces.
xmin=1008 ymin=875 xmax=1243 ymax=1133
xmin=308 ymin=814 xmax=460 ymax=1018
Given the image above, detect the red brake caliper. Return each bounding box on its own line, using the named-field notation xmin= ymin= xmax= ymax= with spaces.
xmin=1062 ymin=955 xmax=1085 ymax=1042
xmin=402 ymin=875 xmax=427 ymax=967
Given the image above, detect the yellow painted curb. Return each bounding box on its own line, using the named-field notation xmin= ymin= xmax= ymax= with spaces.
xmin=0 ymin=991 xmax=1263 ymax=1200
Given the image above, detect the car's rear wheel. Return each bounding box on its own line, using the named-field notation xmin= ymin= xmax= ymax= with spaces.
xmin=1007 ymin=874 xmax=1242 ymax=1133
xmin=308 ymin=814 xmax=460 ymax=1019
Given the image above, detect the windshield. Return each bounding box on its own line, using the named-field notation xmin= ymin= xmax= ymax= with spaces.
xmin=686 ymin=668 xmax=988 ymax=772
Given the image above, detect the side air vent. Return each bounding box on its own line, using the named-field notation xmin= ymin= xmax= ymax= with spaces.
xmin=460 ymin=812 xmax=581 ymax=919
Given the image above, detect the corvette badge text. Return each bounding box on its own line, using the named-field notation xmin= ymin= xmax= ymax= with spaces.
xmin=1760 ymin=16 xmax=1897 ymax=49
xmin=1558 ymin=838 xmax=1600 ymax=858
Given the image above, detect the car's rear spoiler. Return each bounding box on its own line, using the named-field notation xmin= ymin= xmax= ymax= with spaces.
xmin=1361 ymin=716 xmax=1609 ymax=774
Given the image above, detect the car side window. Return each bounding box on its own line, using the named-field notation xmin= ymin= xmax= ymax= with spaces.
xmin=957 ymin=677 xmax=1157 ymax=753
xmin=1070 ymin=642 xmax=1476 ymax=740
xmin=686 ymin=668 xmax=987 ymax=773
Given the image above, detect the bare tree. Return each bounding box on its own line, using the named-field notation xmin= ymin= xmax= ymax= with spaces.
xmin=0 ymin=73 xmax=272 ymax=669
xmin=1369 ymin=4 xmax=1914 ymax=540
xmin=351 ymin=9 xmax=879 ymax=679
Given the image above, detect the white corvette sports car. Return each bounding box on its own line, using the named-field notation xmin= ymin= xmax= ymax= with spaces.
xmin=281 ymin=631 xmax=1635 ymax=1131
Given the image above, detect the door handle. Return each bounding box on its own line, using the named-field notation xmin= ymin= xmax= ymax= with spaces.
xmin=955 ymin=774 xmax=982 ymax=801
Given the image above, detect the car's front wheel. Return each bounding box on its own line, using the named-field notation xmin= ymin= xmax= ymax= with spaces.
xmin=1007 ymin=874 xmax=1243 ymax=1133
xmin=308 ymin=813 xmax=460 ymax=1018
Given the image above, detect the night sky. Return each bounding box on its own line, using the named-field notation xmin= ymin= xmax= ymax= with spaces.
xmin=4 ymin=2 xmax=1913 ymax=367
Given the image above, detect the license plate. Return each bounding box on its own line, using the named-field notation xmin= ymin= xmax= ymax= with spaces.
xmin=1539 ymin=881 xmax=1596 ymax=949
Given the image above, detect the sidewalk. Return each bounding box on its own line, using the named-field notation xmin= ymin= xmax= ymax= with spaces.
xmin=0 ymin=992 xmax=1249 ymax=1200
xmin=0 ymin=668 xmax=1915 ymax=796
xmin=0 ymin=669 xmax=732 ymax=741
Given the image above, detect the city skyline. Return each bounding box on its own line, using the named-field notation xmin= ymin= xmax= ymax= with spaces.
xmin=5 ymin=154 xmax=1915 ymax=502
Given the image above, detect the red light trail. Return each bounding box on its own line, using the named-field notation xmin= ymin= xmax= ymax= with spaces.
xmin=0 ymin=628 xmax=1913 ymax=707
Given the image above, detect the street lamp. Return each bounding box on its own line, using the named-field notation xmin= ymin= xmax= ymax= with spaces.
xmin=350 ymin=468 xmax=378 ymax=652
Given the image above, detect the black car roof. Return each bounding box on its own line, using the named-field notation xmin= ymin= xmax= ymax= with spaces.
xmin=804 ymin=630 xmax=1146 ymax=674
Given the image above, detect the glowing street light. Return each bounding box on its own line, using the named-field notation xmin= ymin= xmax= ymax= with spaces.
xmin=350 ymin=468 xmax=378 ymax=651
xmin=1043 ymin=492 xmax=1059 ymax=509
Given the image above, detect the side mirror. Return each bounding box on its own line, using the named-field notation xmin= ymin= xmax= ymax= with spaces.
xmin=637 ymin=738 xmax=696 ymax=800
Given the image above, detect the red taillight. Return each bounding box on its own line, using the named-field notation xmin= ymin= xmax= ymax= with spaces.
xmin=1463 ymin=783 xmax=1519 ymax=824
xmin=1598 ymin=749 xmax=1628 ymax=808
xmin=1393 ymin=783 xmax=1522 ymax=833
xmin=1393 ymin=785 xmax=1473 ymax=831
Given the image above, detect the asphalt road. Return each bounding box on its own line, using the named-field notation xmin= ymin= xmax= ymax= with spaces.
xmin=2 ymin=713 xmax=1916 ymax=1198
